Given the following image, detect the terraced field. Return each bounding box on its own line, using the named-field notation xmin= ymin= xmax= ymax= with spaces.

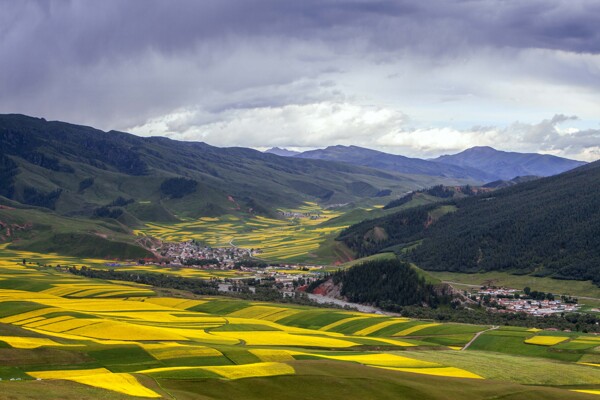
xmin=135 ymin=203 xmax=350 ymax=263
xmin=1 ymin=252 xmax=600 ymax=399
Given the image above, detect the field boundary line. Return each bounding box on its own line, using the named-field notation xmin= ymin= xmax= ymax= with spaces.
xmin=461 ymin=326 xmax=498 ymax=351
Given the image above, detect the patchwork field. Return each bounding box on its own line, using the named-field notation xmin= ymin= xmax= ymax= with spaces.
xmin=135 ymin=203 xmax=351 ymax=263
xmin=0 ymin=252 xmax=600 ymax=399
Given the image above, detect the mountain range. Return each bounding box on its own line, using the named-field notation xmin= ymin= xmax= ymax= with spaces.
xmin=265 ymin=145 xmax=585 ymax=183
xmin=294 ymin=145 xmax=496 ymax=182
xmin=1 ymin=113 xmax=594 ymax=271
xmin=0 ymin=114 xmax=469 ymax=224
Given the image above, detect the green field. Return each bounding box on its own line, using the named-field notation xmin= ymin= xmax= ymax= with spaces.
xmin=2 ymin=245 xmax=600 ymax=398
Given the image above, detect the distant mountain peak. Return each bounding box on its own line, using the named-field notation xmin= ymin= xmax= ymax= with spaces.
xmin=467 ymin=146 xmax=497 ymax=152
xmin=433 ymin=146 xmax=586 ymax=181
xmin=264 ymin=147 xmax=300 ymax=157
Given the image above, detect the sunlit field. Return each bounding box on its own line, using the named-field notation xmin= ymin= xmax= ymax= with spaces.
xmin=135 ymin=203 xmax=349 ymax=263
xmin=1 ymin=251 xmax=600 ymax=399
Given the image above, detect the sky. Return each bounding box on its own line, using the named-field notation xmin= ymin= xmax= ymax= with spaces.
xmin=1 ymin=0 xmax=599 ymax=161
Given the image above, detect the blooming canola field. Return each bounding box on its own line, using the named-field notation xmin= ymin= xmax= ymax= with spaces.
xmin=1 ymin=251 xmax=600 ymax=399
xmin=135 ymin=203 xmax=349 ymax=262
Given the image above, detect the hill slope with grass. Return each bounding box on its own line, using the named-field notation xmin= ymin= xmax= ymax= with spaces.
xmin=0 ymin=114 xmax=468 ymax=223
xmin=0 ymin=202 xmax=153 ymax=259
xmin=338 ymin=161 xmax=600 ymax=284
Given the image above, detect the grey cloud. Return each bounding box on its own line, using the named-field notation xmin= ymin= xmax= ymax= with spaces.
xmin=5 ymin=1 xmax=600 ymax=73
xmin=1 ymin=0 xmax=599 ymax=159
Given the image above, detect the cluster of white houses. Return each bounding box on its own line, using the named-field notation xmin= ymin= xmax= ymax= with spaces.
xmin=157 ymin=241 xmax=323 ymax=284
xmin=159 ymin=241 xmax=256 ymax=268
xmin=278 ymin=211 xmax=324 ymax=219
xmin=470 ymin=287 xmax=580 ymax=315
xmin=495 ymin=298 xmax=580 ymax=315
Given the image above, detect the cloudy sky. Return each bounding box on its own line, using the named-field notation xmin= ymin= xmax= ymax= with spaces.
xmin=2 ymin=0 xmax=599 ymax=160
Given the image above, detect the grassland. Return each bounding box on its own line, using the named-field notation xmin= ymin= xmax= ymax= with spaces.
xmin=1 ymin=247 xmax=600 ymax=399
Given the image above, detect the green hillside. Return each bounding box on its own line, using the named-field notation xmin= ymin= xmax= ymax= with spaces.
xmin=338 ymin=161 xmax=600 ymax=284
xmin=0 ymin=204 xmax=153 ymax=259
xmin=0 ymin=114 xmax=466 ymax=223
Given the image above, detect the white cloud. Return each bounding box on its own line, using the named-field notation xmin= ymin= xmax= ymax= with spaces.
xmin=131 ymin=102 xmax=407 ymax=148
xmin=131 ymin=101 xmax=600 ymax=161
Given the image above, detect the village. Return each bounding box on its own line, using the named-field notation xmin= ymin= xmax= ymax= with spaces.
xmin=155 ymin=240 xmax=324 ymax=286
xmin=158 ymin=240 xmax=256 ymax=268
xmin=468 ymin=286 xmax=581 ymax=315
xmin=278 ymin=210 xmax=326 ymax=220
xmin=143 ymin=241 xmax=584 ymax=317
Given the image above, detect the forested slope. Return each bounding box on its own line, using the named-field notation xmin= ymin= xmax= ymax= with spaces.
xmin=339 ymin=161 xmax=600 ymax=284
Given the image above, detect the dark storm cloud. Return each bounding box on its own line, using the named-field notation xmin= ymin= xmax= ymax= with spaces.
xmin=3 ymin=0 xmax=599 ymax=93
xmin=1 ymin=0 xmax=599 ymax=160
xmin=4 ymin=0 xmax=599 ymax=69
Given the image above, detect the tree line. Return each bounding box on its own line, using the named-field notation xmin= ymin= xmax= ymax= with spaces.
xmin=339 ymin=163 xmax=600 ymax=285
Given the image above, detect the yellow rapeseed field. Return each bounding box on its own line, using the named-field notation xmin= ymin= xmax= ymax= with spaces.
xmin=578 ymin=363 xmax=600 ymax=368
xmin=363 ymin=337 xmax=416 ymax=347
xmin=143 ymin=297 xmax=207 ymax=309
xmin=36 ymin=318 xmax=99 ymax=332
xmin=260 ymin=309 xmax=301 ymax=322
xmin=524 ymin=336 xmax=570 ymax=346
xmin=28 ymin=368 xmax=161 ymax=398
xmin=353 ymin=319 xmax=409 ymax=336
xmin=228 ymin=305 xmax=291 ymax=319
xmin=136 ymin=203 xmax=344 ymax=261
xmin=24 ymin=316 xmax=74 ymax=328
xmin=573 ymin=390 xmax=600 ymax=395
xmin=210 ymin=331 xmax=357 ymax=348
xmin=0 ymin=336 xmax=70 ymax=349
xmin=315 ymin=353 xmax=440 ymax=368
xmin=141 ymin=343 xmax=222 ymax=359
xmin=201 ymin=362 xmax=295 ymax=379
xmin=319 ymin=316 xmax=369 ymax=331
xmin=374 ymin=366 xmax=484 ymax=379
xmin=0 ymin=307 xmax=57 ymax=324
xmin=67 ymin=320 xmax=188 ymax=341
xmin=11 ymin=316 xmax=46 ymax=326
xmin=394 ymin=323 xmax=440 ymax=336
xmin=28 ymin=368 xmax=111 ymax=379
xmin=249 ymin=349 xmax=297 ymax=362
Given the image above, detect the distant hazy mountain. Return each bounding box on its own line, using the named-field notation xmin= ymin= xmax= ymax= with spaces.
xmin=264 ymin=147 xmax=300 ymax=157
xmin=432 ymin=146 xmax=586 ymax=181
xmin=295 ymin=145 xmax=495 ymax=182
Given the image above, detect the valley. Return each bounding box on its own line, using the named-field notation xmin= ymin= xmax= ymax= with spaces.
xmin=4 ymin=2 xmax=598 ymax=398
xmin=1 ymin=252 xmax=600 ymax=399
xmin=1 ymin=114 xmax=600 ymax=399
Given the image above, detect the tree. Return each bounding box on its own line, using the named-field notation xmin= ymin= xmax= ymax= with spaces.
xmin=524 ymin=287 xmax=531 ymax=296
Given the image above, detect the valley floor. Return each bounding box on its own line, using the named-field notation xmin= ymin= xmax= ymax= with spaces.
xmin=1 ymin=249 xmax=600 ymax=399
